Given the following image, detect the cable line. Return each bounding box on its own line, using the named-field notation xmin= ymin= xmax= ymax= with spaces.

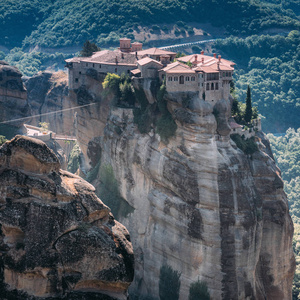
xmin=0 ymin=102 xmax=97 ymax=125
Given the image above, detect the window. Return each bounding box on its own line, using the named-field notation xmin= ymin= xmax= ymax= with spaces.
xmin=223 ymin=72 xmax=225 ymax=77
xmin=179 ymin=75 xmax=184 ymax=84
xmin=211 ymin=83 xmax=214 ymax=90
xmin=186 ymin=76 xmax=190 ymax=81
xmin=115 ymin=68 xmax=117 ymax=73
xmin=174 ymin=77 xmax=178 ymax=81
xmin=75 ymin=78 xmax=78 ymax=83
xmin=99 ymin=64 xmax=101 ymax=68
xmin=93 ymin=63 xmax=95 ymax=67
xmin=79 ymin=71 xmax=81 ymax=75
xmin=207 ymin=73 xmax=219 ymax=81
xmin=191 ymin=76 xmax=195 ymax=81
xmin=86 ymin=63 xmax=88 ymax=67
xmin=206 ymin=83 xmax=210 ymax=90
xmin=168 ymin=76 xmax=173 ymax=81
xmin=216 ymin=82 xmax=218 ymax=90
xmin=226 ymin=72 xmax=228 ymax=77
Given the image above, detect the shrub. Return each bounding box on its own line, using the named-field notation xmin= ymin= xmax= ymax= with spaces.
xmin=67 ymin=143 xmax=81 ymax=174
xmin=189 ymin=279 xmax=210 ymax=300
xmin=159 ymin=264 xmax=181 ymax=300
xmin=86 ymin=160 xmax=101 ymax=183
xmin=230 ymin=134 xmax=258 ymax=155
xmin=156 ymin=114 xmax=177 ymax=143
xmin=0 ymin=135 xmax=7 ymax=146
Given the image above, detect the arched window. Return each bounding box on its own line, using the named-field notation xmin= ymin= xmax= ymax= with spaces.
xmin=99 ymin=64 xmax=101 ymax=68
xmin=191 ymin=76 xmax=195 ymax=81
xmin=115 ymin=68 xmax=117 ymax=73
xmin=186 ymin=76 xmax=190 ymax=81
xmin=211 ymin=83 xmax=214 ymax=90
xmin=206 ymin=83 xmax=210 ymax=90
xmin=174 ymin=77 xmax=178 ymax=81
xmin=168 ymin=76 xmax=172 ymax=81
xmin=179 ymin=76 xmax=184 ymax=84
xmin=216 ymin=82 xmax=219 ymax=90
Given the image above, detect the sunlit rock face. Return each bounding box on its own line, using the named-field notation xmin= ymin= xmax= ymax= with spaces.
xmin=0 ymin=135 xmax=134 ymax=300
xmin=83 ymin=90 xmax=294 ymax=300
xmin=36 ymin=71 xmax=295 ymax=299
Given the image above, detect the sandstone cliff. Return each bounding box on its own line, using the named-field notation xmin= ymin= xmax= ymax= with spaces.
xmin=79 ymin=90 xmax=294 ymax=299
xmin=0 ymin=135 xmax=134 ymax=300
xmin=0 ymin=61 xmax=30 ymax=134
xmin=24 ymin=70 xmax=295 ymax=299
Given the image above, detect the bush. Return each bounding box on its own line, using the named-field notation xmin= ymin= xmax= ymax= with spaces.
xmin=159 ymin=265 xmax=181 ymax=300
xmin=67 ymin=142 xmax=81 ymax=174
xmin=230 ymin=134 xmax=258 ymax=155
xmin=189 ymin=280 xmax=210 ymax=300
xmin=156 ymin=114 xmax=177 ymax=143
xmin=0 ymin=135 xmax=7 ymax=146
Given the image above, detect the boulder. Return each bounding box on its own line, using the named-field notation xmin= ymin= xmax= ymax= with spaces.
xmin=0 ymin=135 xmax=134 ymax=300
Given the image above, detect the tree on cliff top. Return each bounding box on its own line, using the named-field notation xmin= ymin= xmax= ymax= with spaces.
xmin=244 ymin=85 xmax=252 ymax=123
xmin=80 ymin=40 xmax=100 ymax=57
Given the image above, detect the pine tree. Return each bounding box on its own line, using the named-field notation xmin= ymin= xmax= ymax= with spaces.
xmin=80 ymin=40 xmax=100 ymax=57
xmin=244 ymin=85 xmax=252 ymax=123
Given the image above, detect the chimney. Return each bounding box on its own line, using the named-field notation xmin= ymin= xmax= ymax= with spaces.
xmin=202 ymin=57 xmax=204 ymax=63
xmin=121 ymin=53 xmax=124 ymax=59
xmin=115 ymin=56 xmax=118 ymax=64
xmin=213 ymin=53 xmax=217 ymax=58
xmin=201 ymin=50 xmax=204 ymax=55
xmin=218 ymin=55 xmax=221 ymax=62
xmin=135 ymin=51 xmax=138 ymax=58
xmin=195 ymin=54 xmax=198 ymax=62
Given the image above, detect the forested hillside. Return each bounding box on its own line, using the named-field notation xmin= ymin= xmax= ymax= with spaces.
xmin=268 ymin=130 xmax=300 ymax=299
xmin=214 ymin=30 xmax=300 ymax=132
xmin=0 ymin=0 xmax=299 ymax=49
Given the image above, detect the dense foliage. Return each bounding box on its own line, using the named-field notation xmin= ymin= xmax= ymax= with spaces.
xmin=268 ymin=128 xmax=300 ymax=299
xmin=214 ymin=30 xmax=300 ymax=133
xmin=0 ymin=0 xmax=299 ymax=49
xmin=159 ymin=264 xmax=181 ymax=300
xmin=2 ymin=48 xmax=72 ymax=76
xmin=79 ymin=40 xmax=100 ymax=57
xmin=189 ymin=279 xmax=210 ymax=300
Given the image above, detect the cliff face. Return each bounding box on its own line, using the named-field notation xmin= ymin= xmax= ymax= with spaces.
xmin=0 ymin=61 xmax=30 ymax=129
xmin=0 ymin=136 xmax=134 ymax=300
xmin=25 ymin=70 xmax=295 ymax=299
xmin=80 ymin=91 xmax=295 ymax=299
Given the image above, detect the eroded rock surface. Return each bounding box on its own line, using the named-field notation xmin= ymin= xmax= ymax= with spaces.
xmin=0 ymin=136 xmax=134 ymax=300
xmin=91 ymin=92 xmax=294 ymax=300
xmin=0 ymin=62 xmax=30 ymax=129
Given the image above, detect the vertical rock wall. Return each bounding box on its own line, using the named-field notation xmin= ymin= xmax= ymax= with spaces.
xmin=89 ymin=93 xmax=295 ymax=299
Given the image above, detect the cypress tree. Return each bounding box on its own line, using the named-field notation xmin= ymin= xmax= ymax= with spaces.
xmin=80 ymin=40 xmax=100 ymax=57
xmin=244 ymin=85 xmax=252 ymax=123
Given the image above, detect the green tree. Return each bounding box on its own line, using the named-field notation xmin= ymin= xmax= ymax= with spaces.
xmin=80 ymin=40 xmax=100 ymax=57
xmin=159 ymin=264 xmax=181 ymax=300
xmin=244 ymin=85 xmax=252 ymax=123
xmin=189 ymin=279 xmax=210 ymax=300
xmin=0 ymin=135 xmax=7 ymax=146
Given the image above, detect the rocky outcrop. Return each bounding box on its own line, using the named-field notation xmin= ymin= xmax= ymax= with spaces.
xmin=25 ymin=71 xmax=75 ymax=136
xmin=0 ymin=136 xmax=134 ymax=300
xmin=85 ymin=92 xmax=294 ymax=299
xmin=0 ymin=61 xmax=30 ymax=129
xmin=26 ymin=70 xmax=295 ymax=299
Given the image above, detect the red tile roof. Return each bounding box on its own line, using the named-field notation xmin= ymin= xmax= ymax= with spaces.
xmin=137 ymin=57 xmax=163 ymax=66
xmin=135 ymin=48 xmax=176 ymax=56
xmin=160 ymin=61 xmax=196 ymax=74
